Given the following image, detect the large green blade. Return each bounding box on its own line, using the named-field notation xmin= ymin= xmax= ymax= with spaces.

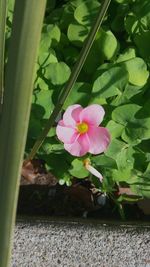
xmin=0 ymin=0 xmax=7 ymax=112
xmin=0 ymin=1 xmax=46 ymax=266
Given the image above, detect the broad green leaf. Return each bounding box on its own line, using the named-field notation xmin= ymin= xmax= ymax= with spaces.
xmin=130 ymin=171 xmax=150 ymax=198
xmin=105 ymin=139 xmax=127 ymax=160
xmin=64 ymin=82 xmax=91 ymax=108
xmin=45 ymin=62 xmax=71 ymax=85
xmin=69 ymin=159 xmax=89 ymax=178
xmin=35 ymin=78 xmax=49 ymax=91
xmin=70 ymin=0 xmax=86 ymax=7
xmin=121 ymin=57 xmax=149 ymax=86
xmin=106 ymin=120 xmax=124 ymax=139
xmin=43 ymin=152 xmax=70 ymax=177
xmin=39 ymin=32 xmax=52 ymax=53
xmin=42 ymin=139 xmax=64 ymax=154
xmin=33 ymin=90 xmax=54 ymax=119
xmin=97 ymin=29 xmax=118 ymax=60
xmin=134 ymin=31 xmax=150 ymax=62
xmin=92 ymin=66 xmax=128 ymax=98
xmin=111 ymin=168 xmax=132 ymax=182
xmin=122 ymin=118 xmax=150 ymax=145
xmin=125 ymin=0 xmax=150 ymax=34
xmin=74 ymin=0 xmax=100 ymax=26
xmin=116 ymin=47 xmax=136 ymax=63
xmin=116 ymin=146 xmax=134 ymax=171
xmin=38 ymin=49 xmax=57 ymax=68
xmin=67 ymin=23 xmax=88 ymax=46
xmin=123 ymin=84 xmax=143 ymax=99
xmin=117 ymin=195 xmax=141 ymax=203
xmin=112 ymin=104 xmax=141 ymax=125
xmin=44 ymin=24 xmax=61 ymax=47
xmin=92 ymin=155 xmax=117 ymax=168
xmin=125 ymin=14 xmax=139 ymax=35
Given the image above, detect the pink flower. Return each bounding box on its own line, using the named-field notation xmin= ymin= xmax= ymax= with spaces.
xmin=56 ymin=104 xmax=110 ymax=157
xmin=84 ymin=158 xmax=103 ymax=182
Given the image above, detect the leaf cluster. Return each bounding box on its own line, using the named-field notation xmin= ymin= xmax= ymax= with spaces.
xmin=6 ymin=0 xmax=150 ymax=198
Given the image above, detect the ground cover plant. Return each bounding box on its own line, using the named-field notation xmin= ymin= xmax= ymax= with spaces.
xmin=1 ymin=1 xmax=149 ymax=266
xmin=7 ymin=0 xmax=150 ymax=213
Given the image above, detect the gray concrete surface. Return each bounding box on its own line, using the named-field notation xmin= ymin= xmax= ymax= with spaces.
xmin=12 ymin=219 xmax=150 ymax=267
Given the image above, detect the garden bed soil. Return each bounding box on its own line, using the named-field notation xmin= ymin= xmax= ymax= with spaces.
xmin=18 ymin=160 xmax=150 ymax=222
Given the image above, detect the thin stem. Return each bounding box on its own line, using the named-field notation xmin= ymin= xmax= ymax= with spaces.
xmin=0 ymin=0 xmax=7 ymax=113
xmin=0 ymin=1 xmax=46 ymax=266
xmin=26 ymin=0 xmax=112 ymax=162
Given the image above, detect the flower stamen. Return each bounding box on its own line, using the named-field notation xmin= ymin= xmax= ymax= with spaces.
xmin=77 ymin=122 xmax=88 ymax=134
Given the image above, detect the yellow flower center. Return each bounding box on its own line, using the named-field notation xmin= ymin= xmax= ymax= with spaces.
xmin=77 ymin=122 xmax=88 ymax=134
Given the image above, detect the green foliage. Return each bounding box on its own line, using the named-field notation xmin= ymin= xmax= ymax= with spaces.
xmin=6 ymin=0 xmax=150 ymax=195
xmin=69 ymin=158 xmax=89 ymax=178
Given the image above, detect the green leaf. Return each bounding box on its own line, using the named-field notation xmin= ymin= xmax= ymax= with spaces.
xmin=130 ymin=172 xmax=150 ymax=198
xmin=64 ymin=82 xmax=91 ymax=108
xmin=92 ymin=66 xmax=128 ymax=98
xmin=122 ymin=118 xmax=150 ymax=145
xmin=39 ymin=33 xmax=52 ymax=53
xmin=92 ymin=154 xmax=117 ymax=169
xmin=67 ymin=23 xmax=88 ymax=47
xmin=74 ymin=0 xmax=100 ymax=26
xmin=33 ymin=90 xmax=54 ymax=119
xmin=38 ymin=49 xmax=58 ymax=68
xmin=134 ymin=31 xmax=150 ymax=62
xmin=105 ymin=139 xmax=127 ymax=160
xmin=69 ymin=159 xmax=89 ymax=179
xmin=44 ymin=24 xmax=61 ymax=47
xmin=123 ymin=84 xmax=143 ymax=99
xmin=121 ymin=57 xmax=149 ymax=86
xmin=125 ymin=0 xmax=150 ymax=35
xmin=45 ymin=62 xmax=71 ymax=85
xmin=125 ymin=14 xmax=139 ymax=35
xmin=112 ymin=168 xmax=132 ymax=182
xmin=44 ymin=152 xmax=70 ymax=179
xmin=116 ymin=47 xmax=136 ymax=63
xmin=106 ymin=120 xmax=124 ymax=139
xmin=116 ymin=146 xmax=134 ymax=171
xmin=117 ymin=194 xmax=141 ymax=203
xmin=112 ymin=104 xmax=141 ymax=125
xmin=97 ymin=29 xmax=118 ymax=60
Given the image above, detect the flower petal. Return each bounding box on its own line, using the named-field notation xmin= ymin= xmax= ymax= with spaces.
xmin=63 ymin=104 xmax=83 ymax=127
xmin=85 ymin=164 xmax=103 ymax=182
xmin=80 ymin=104 xmax=105 ymax=126
xmin=87 ymin=126 xmax=110 ymax=154
xmin=64 ymin=133 xmax=90 ymax=156
xmin=56 ymin=120 xmax=77 ymax=144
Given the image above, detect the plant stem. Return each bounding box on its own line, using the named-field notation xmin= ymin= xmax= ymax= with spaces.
xmin=0 ymin=0 xmax=7 ymax=113
xmin=0 ymin=1 xmax=46 ymax=266
xmin=26 ymin=0 xmax=112 ymax=162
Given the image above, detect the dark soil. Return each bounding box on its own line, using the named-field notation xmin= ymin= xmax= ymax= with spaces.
xmin=18 ymin=159 xmax=150 ymax=221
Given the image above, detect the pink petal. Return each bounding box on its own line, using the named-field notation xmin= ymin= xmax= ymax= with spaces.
xmin=80 ymin=104 xmax=105 ymax=126
xmin=87 ymin=126 xmax=110 ymax=154
xmin=64 ymin=133 xmax=90 ymax=157
xmin=85 ymin=164 xmax=103 ymax=182
xmin=56 ymin=120 xmax=78 ymax=144
xmin=63 ymin=104 xmax=83 ymax=127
